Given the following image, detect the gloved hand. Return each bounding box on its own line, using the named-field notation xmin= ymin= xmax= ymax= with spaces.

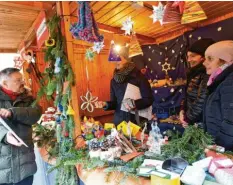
xmin=5 ymin=132 xmax=23 ymax=147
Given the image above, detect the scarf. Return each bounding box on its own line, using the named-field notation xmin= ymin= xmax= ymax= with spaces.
xmin=113 ymin=62 xmax=135 ymax=83
xmin=1 ymin=87 xmax=19 ymax=101
xmin=207 ymin=63 xmax=231 ymax=86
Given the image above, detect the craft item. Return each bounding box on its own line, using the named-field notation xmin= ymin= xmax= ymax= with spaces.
xmin=180 ymin=166 xmax=206 ymax=185
xmin=137 ymin=166 xmax=157 ymax=177
xmin=151 ymin=168 xmax=180 ymax=185
xmin=150 ymin=2 xmax=165 ymax=25
xmin=128 ymin=34 xmax=143 ymax=58
xmin=121 ymin=16 xmax=134 ymax=35
xmin=192 ymin=157 xmax=213 ymax=171
xmin=163 ymin=2 xmax=181 ymax=24
xmin=104 ymin=123 xmax=115 ymax=130
xmin=208 ymin=157 xmax=233 ymax=175
xmin=215 ymin=168 xmax=233 ymax=185
xmin=120 ymin=152 xmax=144 ymax=162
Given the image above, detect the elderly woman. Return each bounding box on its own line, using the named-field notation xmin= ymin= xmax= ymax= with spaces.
xmin=96 ymin=46 xmax=153 ymax=126
xmin=203 ymin=40 xmax=233 ymax=151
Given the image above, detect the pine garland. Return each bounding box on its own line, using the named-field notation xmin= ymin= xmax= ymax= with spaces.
xmin=34 ymin=15 xmax=78 ymax=185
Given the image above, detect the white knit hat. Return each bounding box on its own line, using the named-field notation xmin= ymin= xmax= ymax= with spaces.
xmin=205 ymin=40 xmax=233 ymax=64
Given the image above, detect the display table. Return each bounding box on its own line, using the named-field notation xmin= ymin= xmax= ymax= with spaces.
xmin=76 ymin=164 xmax=151 ymax=185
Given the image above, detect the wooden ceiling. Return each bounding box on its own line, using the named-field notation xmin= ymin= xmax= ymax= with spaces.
xmin=0 ymin=1 xmax=55 ymax=53
xmin=69 ymin=1 xmax=233 ymax=44
xmin=0 ymin=1 xmax=233 ymax=53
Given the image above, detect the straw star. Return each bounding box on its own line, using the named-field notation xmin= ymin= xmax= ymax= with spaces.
xmin=150 ymin=2 xmax=165 ymax=25
xmin=121 ymin=16 xmax=134 ymax=35
xmin=80 ymin=91 xmax=98 ymax=112
xmin=92 ymin=41 xmax=105 ymax=54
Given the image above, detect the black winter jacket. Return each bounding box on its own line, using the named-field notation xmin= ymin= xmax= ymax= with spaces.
xmin=204 ymin=64 xmax=233 ymax=151
xmin=183 ymin=63 xmax=209 ymax=124
xmin=105 ymin=68 xmax=153 ymax=125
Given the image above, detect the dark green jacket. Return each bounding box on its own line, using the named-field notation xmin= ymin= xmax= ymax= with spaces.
xmin=0 ymin=88 xmax=41 ymax=184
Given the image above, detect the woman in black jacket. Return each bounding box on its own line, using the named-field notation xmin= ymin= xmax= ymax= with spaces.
xmin=96 ymin=46 xmax=153 ymax=126
xmin=203 ymin=40 xmax=233 ymax=151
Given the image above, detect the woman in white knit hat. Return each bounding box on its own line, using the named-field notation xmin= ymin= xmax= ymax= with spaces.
xmin=203 ymin=40 xmax=233 ymax=151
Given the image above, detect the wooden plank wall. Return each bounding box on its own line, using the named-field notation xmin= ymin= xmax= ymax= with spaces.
xmin=72 ymin=33 xmax=130 ymax=123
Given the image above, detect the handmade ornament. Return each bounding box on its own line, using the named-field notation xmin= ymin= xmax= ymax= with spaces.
xmin=13 ymin=56 xmax=24 ymax=70
xmin=45 ymin=38 xmax=55 ymax=47
xmin=128 ymin=34 xmax=143 ymax=58
xmin=181 ymin=1 xmax=207 ymax=24
xmin=92 ymin=41 xmax=104 ymax=54
xmin=54 ymin=57 xmax=61 ymax=74
xmin=70 ymin=2 xmax=103 ymax=43
xmin=162 ymin=2 xmax=181 ymax=24
xmin=80 ymin=91 xmax=98 ymax=112
xmin=85 ymin=48 xmax=95 ymax=61
xmin=121 ymin=16 xmax=134 ymax=35
xmin=172 ymin=1 xmax=185 ymax=14
xmin=108 ymin=41 xmax=121 ymax=62
xmin=145 ymin=121 xmax=163 ymax=156
xmin=66 ymin=104 xmax=75 ymax=115
xmin=150 ymin=2 xmax=165 ymax=25
xmin=162 ymin=62 xmax=171 ymax=75
xmin=208 ymin=157 xmax=233 ymax=175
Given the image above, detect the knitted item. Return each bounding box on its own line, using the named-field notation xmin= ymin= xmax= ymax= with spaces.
xmin=189 ymin=38 xmax=215 ymax=57
xmin=207 ymin=63 xmax=231 ymax=86
xmin=205 ymin=40 xmax=233 ymax=64
xmin=113 ymin=62 xmax=135 ymax=83
xmin=1 ymin=87 xmax=19 ymax=101
xmin=70 ymin=2 xmax=103 ymax=43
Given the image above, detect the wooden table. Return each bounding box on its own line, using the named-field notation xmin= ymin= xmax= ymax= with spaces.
xmin=76 ymin=164 xmax=151 ymax=185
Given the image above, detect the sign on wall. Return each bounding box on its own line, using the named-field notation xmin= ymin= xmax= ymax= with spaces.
xmin=34 ymin=11 xmax=49 ymax=49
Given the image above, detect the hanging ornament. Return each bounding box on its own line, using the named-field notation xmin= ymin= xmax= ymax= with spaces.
xmin=121 ymin=16 xmax=134 ymax=35
xmin=149 ymin=2 xmax=165 ymax=25
xmin=162 ymin=62 xmax=171 ymax=75
xmin=70 ymin=2 xmax=103 ymax=43
xmin=162 ymin=2 xmax=181 ymax=24
xmin=54 ymin=57 xmax=61 ymax=74
xmin=172 ymin=1 xmax=185 ymax=14
xmin=108 ymin=41 xmax=121 ymax=62
xmin=80 ymin=91 xmax=98 ymax=112
xmin=85 ymin=48 xmax=95 ymax=61
xmin=66 ymin=103 xmax=75 ymax=115
xmin=128 ymin=34 xmax=143 ymax=58
xmin=181 ymin=1 xmax=207 ymax=24
xmin=92 ymin=41 xmax=104 ymax=54
xmin=45 ymin=38 xmax=55 ymax=47
xmin=13 ymin=56 xmax=24 ymax=70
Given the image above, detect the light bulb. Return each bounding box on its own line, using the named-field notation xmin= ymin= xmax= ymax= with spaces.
xmin=114 ymin=45 xmax=121 ymax=53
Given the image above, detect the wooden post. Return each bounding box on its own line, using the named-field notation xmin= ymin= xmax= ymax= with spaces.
xmin=56 ymin=2 xmax=81 ymax=137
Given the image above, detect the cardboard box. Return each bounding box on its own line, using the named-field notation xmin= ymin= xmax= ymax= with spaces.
xmin=151 ymin=169 xmax=180 ymax=185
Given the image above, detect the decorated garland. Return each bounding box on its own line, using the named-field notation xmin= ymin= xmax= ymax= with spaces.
xmin=34 ymin=15 xmax=77 ymax=185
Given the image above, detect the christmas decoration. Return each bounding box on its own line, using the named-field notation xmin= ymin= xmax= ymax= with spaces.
xmin=181 ymin=1 xmax=207 ymax=24
xmin=92 ymin=41 xmax=104 ymax=54
xmin=13 ymin=56 xmax=24 ymax=69
xmin=80 ymin=90 xmax=98 ymax=112
xmin=85 ymin=48 xmax=95 ymax=61
xmin=150 ymin=2 xmax=165 ymax=25
xmin=181 ymin=166 xmax=206 ymax=185
xmin=162 ymin=2 xmax=181 ymax=24
xmin=108 ymin=41 xmax=121 ymax=62
xmin=70 ymin=2 xmax=103 ymax=43
xmin=121 ymin=16 xmax=134 ymax=35
xmin=34 ymin=15 xmax=77 ymax=185
xmin=128 ymin=34 xmax=143 ymax=58
xmin=45 ymin=38 xmax=55 ymax=47
xmin=172 ymin=1 xmax=185 ymax=14
xmin=162 ymin=61 xmax=171 ymax=75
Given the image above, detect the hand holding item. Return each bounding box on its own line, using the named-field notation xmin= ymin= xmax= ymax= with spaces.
xmin=6 ymin=132 xmax=23 ymax=147
xmin=95 ymin=101 xmax=107 ymax=109
xmin=179 ymin=110 xmax=188 ymax=127
xmin=122 ymin=98 xmax=135 ymax=111
xmin=0 ymin=108 xmax=12 ymax=118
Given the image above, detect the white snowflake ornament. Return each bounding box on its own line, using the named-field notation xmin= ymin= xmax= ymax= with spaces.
xmin=92 ymin=41 xmax=105 ymax=54
xmin=80 ymin=91 xmax=98 ymax=112
xmin=121 ymin=16 xmax=134 ymax=35
xmin=150 ymin=2 xmax=165 ymax=25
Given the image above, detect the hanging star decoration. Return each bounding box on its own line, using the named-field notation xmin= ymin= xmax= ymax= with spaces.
xmin=13 ymin=56 xmax=24 ymax=70
xmin=92 ymin=41 xmax=105 ymax=54
xmin=121 ymin=16 xmax=134 ymax=35
xmin=162 ymin=61 xmax=171 ymax=75
xmin=80 ymin=91 xmax=98 ymax=112
xmin=85 ymin=48 xmax=95 ymax=61
xmin=150 ymin=2 xmax=165 ymax=25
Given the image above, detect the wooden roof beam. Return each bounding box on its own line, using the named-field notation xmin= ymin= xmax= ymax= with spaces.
xmin=0 ymin=48 xmax=17 ymax=53
xmin=97 ymin=23 xmax=155 ymax=43
xmin=0 ymin=2 xmax=54 ymax=11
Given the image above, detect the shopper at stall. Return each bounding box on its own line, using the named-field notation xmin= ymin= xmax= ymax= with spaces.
xmin=95 ymin=46 xmax=153 ymax=126
xmin=179 ymin=38 xmax=215 ymax=127
xmin=0 ymin=68 xmax=41 ymax=185
xmin=203 ymin=40 xmax=233 ymax=151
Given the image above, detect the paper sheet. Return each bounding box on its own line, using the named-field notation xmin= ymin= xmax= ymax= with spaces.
xmin=0 ymin=117 xmax=28 ymax=147
xmin=121 ymin=83 xmax=152 ymax=120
